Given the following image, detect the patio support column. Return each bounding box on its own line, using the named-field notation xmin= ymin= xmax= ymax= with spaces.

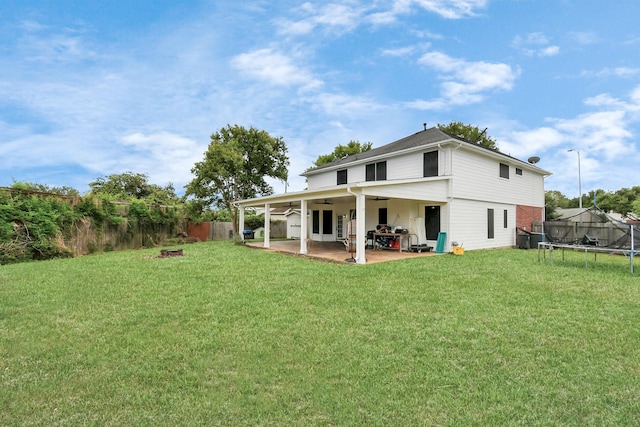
xmin=264 ymin=203 xmax=271 ymax=248
xmin=238 ymin=206 xmax=245 ymax=242
xmin=300 ymin=199 xmax=308 ymax=254
xmin=355 ymin=192 xmax=366 ymax=264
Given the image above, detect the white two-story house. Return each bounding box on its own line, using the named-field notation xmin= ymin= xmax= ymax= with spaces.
xmin=236 ymin=126 xmax=551 ymax=264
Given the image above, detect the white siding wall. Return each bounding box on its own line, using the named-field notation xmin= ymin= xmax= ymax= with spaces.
xmin=449 ymin=199 xmax=516 ymax=250
xmin=304 ymin=145 xmax=545 ymax=251
xmin=451 ymin=149 xmax=545 ymax=207
xmin=307 ymin=149 xmax=438 ymax=189
xmin=386 ymin=152 xmax=423 ymax=180
xmin=307 ymin=173 xmax=335 ymax=189
xmin=378 ymin=180 xmax=449 ymax=202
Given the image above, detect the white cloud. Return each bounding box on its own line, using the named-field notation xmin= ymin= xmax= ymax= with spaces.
xmin=275 ymin=2 xmax=364 ymax=35
xmin=511 ymin=32 xmax=560 ymax=57
xmin=410 ymin=51 xmax=518 ymax=109
xmin=117 ymin=132 xmax=203 ymax=186
xmin=569 ymin=31 xmax=598 ymax=45
xmin=309 ymin=92 xmax=385 ymax=118
xmin=275 ymin=0 xmax=488 ymax=36
xmin=411 ymin=0 xmax=488 ymax=19
xmin=404 ymin=98 xmax=448 ymax=110
xmin=500 ymin=127 xmax=565 ymax=158
xmin=15 ymin=20 xmax=97 ymax=64
xmin=551 ymin=110 xmax=633 ymax=160
xmin=230 ymin=48 xmax=323 ymax=91
xmin=380 ymin=46 xmax=417 ymax=57
xmin=502 ymin=86 xmax=640 ymax=195
xmin=494 ymin=85 xmax=640 ymax=196
xmin=582 ymin=67 xmax=640 ymax=79
xmin=630 ymin=86 xmax=640 ymax=105
xmin=583 ymin=93 xmax=628 ymax=109
xmin=539 ymin=45 xmax=560 ymax=57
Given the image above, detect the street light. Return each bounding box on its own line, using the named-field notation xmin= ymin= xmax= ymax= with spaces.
xmin=567 ymin=149 xmax=582 ymax=211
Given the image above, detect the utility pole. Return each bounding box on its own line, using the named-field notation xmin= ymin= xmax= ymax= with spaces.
xmin=568 ymin=149 xmax=582 ymax=223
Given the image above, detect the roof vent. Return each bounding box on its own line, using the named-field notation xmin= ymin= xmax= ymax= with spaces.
xmin=423 ymin=122 xmax=427 ymax=131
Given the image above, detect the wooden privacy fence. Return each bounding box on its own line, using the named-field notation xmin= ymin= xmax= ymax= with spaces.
xmin=186 ymin=220 xmax=287 ymax=241
xmin=67 ymin=216 xmax=187 ymax=256
xmin=533 ymin=220 xmax=631 ymax=247
xmin=187 ymin=222 xmax=234 ymax=241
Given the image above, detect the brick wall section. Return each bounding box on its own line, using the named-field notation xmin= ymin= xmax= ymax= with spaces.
xmin=516 ymin=205 xmax=543 ymax=232
xmin=187 ymin=222 xmax=210 ymax=242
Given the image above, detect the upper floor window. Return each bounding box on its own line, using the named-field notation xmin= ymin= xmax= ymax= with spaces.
xmin=366 ymin=161 xmax=387 ymax=181
xmin=337 ymin=169 xmax=347 ymax=185
xmin=423 ymin=151 xmax=438 ymax=177
xmin=499 ymin=163 xmax=509 ymax=179
xmin=515 ymin=168 xmax=523 ymax=176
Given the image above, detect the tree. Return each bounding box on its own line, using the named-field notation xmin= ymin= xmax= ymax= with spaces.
xmin=632 ymin=199 xmax=640 ymax=218
xmin=10 ymin=180 xmax=80 ymax=197
xmin=610 ymin=186 xmax=640 ymax=217
xmin=544 ymin=191 xmax=562 ymax=220
xmin=438 ymin=121 xmax=498 ymax=150
xmin=547 ymin=190 xmax=571 ymax=209
xmin=185 ymin=124 xmax=289 ymax=237
xmin=88 ymin=172 xmax=179 ymax=205
xmin=311 ymin=140 xmax=373 ymax=168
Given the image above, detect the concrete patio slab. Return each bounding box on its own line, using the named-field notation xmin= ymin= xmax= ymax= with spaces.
xmin=244 ymin=239 xmax=438 ymax=264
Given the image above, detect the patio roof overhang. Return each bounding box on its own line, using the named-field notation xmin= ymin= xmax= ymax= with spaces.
xmin=235 ymin=176 xmax=452 ymax=209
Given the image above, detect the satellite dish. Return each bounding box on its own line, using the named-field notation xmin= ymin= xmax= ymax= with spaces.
xmin=527 ymin=156 xmax=540 ymax=164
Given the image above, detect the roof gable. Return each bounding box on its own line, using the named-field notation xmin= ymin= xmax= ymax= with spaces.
xmin=303 ymin=127 xmax=455 ymax=176
xmin=302 ymin=126 xmax=550 ymax=177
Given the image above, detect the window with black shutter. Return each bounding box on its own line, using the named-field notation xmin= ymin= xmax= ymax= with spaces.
xmin=337 ymin=169 xmax=347 ymax=185
xmin=376 ymin=161 xmax=387 ymax=181
xmin=365 ymin=161 xmax=387 ymax=181
xmin=423 ymin=151 xmax=438 ymax=177
xmin=499 ymin=163 xmax=509 ymax=179
xmin=312 ymin=210 xmax=320 ymax=234
xmin=366 ymin=164 xmax=376 ymax=181
xmin=488 ymin=209 xmax=495 ymax=239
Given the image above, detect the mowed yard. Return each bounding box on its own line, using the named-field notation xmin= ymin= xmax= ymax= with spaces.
xmin=1 ymin=241 xmax=639 ymax=426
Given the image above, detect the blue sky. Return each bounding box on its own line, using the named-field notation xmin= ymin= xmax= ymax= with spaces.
xmin=1 ymin=0 xmax=639 ymax=199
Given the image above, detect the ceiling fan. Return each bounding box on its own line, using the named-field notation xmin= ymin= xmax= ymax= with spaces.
xmin=318 ymin=199 xmax=333 ymax=205
xmin=367 ymin=196 xmax=389 ymax=201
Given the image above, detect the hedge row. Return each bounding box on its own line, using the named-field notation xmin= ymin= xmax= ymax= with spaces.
xmin=0 ymin=189 xmax=182 ymax=265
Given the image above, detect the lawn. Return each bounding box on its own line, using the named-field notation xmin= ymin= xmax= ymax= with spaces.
xmin=1 ymin=241 xmax=639 ymax=426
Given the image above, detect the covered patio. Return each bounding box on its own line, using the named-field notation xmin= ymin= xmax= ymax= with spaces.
xmin=243 ymin=239 xmax=438 ymax=264
xmin=237 ymin=183 xmax=447 ymax=265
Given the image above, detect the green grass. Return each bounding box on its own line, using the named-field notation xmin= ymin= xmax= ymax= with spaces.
xmin=1 ymin=242 xmax=639 ymax=426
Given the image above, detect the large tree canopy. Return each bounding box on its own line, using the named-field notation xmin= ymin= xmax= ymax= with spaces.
xmin=88 ymin=172 xmax=178 ymax=205
xmin=546 ymin=187 xmax=640 ymax=219
xmin=592 ymin=186 xmax=640 ymax=217
xmin=438 ymin=121 xmax=498 ymax=150
xmin=185 ymin=124 xmax=289 ymax=236
xmin=311 ymin=140 xmax=373 ymax=168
